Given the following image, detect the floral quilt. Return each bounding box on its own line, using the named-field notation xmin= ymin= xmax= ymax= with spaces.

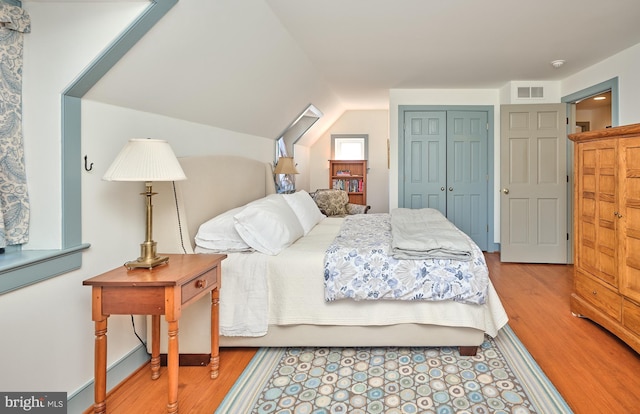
xmin=323 ymin=214 xmax=489 ymax=304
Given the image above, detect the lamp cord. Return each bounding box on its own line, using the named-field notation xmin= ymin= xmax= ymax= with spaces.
xmin=172 ymin=181 xmax=188 ymax=254
xmin=130 ymin=315 xmax=147 ymax=350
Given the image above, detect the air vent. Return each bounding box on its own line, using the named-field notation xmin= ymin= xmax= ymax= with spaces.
xmin=531 ymin=87 xmax=543 ymax=98
xmin=517 ymin=86 xmax=544 ymax=99
xmin=517 ymin=87 xmax=530 ymax=98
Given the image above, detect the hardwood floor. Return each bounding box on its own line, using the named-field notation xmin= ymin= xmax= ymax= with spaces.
xmin=89 ymin=253 xmax=640 ymax=413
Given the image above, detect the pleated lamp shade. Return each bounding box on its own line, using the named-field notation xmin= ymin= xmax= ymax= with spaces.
xmin=103 ymin=138 xmax=186 ymax=182
xmin=273 ymin=157 xmax=299 ymax=175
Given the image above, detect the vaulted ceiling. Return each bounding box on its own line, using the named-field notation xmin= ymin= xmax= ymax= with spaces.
xmin=85 ymin=0 xmax=640 ymax=144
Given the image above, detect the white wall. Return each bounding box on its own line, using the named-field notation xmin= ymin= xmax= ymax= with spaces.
xmin=502 ymin=80 xmax=561 ymax=104
xmin=561 ymin=42 xmax=640 ymax=126
xmin=21 ymin=1 xmax=148 ymax=249
xmin=1 ymin=1 xmax=274 ymax=403
xmin=310 ymin=110 xmax=390 ymax=213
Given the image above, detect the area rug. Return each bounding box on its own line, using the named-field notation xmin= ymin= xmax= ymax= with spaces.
xmin=216 ymin=325 xmax=572 ymax=413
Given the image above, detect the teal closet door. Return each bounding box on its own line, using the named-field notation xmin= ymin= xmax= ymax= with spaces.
xmin=402 ymin=111 xmax=447 ymax=213
xmin=401 ymin=110 xmax=489 ymax=250
xmin=447 ymin=111 xmax=488 ymax=251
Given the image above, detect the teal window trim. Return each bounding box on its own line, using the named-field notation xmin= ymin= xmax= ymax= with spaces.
xmin=0 ymin=0 xmax=178 ymax=295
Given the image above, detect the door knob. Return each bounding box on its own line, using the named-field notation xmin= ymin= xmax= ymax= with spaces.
xmin=441 ymin=187 xmax=445 ymax=191
xmin=448 ymin=187 xmax=453 ymax=191
xmin=502 ymin=188 xmax=510 ymax=194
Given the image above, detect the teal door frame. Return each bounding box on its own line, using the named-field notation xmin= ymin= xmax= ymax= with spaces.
xmin=561 ymin=77 xmax=619 ymax=264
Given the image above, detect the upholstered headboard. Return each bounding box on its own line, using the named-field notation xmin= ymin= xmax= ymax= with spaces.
xmin=154 ymin=155 xmax=276 ymax=254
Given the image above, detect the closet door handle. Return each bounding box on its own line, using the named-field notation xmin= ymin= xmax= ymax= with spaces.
xmin=440 ymin=187 xmax=445 ymax=191
xmin=448 ymin=187 xmax=453 ymax=191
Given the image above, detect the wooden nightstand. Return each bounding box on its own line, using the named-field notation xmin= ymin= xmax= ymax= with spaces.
xmin=83 ymin=253 xmax=226 ymax=414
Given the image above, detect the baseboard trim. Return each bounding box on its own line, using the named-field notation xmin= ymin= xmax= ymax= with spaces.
xmin=67 ymin=344 xmax=150 ymax=414
xmin=159 ymin=353 xmax=211 ymax=366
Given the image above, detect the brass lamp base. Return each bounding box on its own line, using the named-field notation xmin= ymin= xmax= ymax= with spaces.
xmin=124 ymin=240 xmax=169 ymax=270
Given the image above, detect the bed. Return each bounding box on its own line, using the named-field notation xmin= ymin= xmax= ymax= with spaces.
xmin=150 ymin=155 xmax=508 ymax=356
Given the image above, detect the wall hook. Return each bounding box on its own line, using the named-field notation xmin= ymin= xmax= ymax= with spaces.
xmin=84 ymin=155 xmax=94 ymax=172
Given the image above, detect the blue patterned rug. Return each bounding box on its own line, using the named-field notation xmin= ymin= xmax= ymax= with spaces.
xmin=216 ymin=326 xmax=572 ymax=413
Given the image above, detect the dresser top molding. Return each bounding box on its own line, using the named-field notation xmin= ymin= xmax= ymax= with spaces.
xmin=569 ymin=123 xmax=640 ymax=143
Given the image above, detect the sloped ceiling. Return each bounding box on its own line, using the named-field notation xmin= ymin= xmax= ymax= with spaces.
xmin=85 ymin=0 xmax=640 ymax=144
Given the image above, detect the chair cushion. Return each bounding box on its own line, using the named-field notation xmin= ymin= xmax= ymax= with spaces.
xmin=312 ymin=189 xmax=349 ymax=216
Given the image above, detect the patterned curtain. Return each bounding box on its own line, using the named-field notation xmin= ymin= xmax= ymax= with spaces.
xmin=0 ymin=4 xmax=30 ymax=247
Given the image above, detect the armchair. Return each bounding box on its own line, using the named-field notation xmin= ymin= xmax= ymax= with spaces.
xmin=311 ymin=189 xmax=370 ymax=217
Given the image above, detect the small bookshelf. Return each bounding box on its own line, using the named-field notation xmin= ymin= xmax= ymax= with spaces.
xmin=329 ymin=160 xmax=367 ymax=205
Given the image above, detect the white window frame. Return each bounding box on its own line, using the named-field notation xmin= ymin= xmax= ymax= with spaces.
xmin=331 ymin=134 xmax=368 ymax=160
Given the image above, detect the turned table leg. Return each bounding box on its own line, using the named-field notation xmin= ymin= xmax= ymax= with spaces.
xmin=150 ymin=315 xmax=161 ymax=380
xmin=93 ymin=317 xmax=108 ymax=414
xmin=166 ymin=319 xmax=179 ymax=414
xmin=210 ymin=288 xmax=220 ymax=379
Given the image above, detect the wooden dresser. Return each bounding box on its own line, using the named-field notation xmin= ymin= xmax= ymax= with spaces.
xmin=569 ymin=123 xmax=640 ymax=354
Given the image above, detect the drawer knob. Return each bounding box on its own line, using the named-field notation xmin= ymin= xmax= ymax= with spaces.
xmin=196 ymin=279 xmax=207 ymax=289
xmin=592 ymin=290 xmax=597 ymax=295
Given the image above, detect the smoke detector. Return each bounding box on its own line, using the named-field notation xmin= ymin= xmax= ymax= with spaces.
xmin=550 ymin=60 xmax=566 ymax=69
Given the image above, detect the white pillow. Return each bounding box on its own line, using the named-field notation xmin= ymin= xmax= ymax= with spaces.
xmin=194 ymin=206 xmax=252 ymax=252
xmin=283 ymin=190 xmax=325 ymax=235
xmin=234 ymin=195 xmax=304 ymax=255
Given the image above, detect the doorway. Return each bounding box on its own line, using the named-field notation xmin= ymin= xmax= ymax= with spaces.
xmin=562 ymin=77 xmax=618 ymax=263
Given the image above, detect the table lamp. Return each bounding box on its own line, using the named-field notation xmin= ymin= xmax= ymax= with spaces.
xmin=273 ymin=157 xmax=299 ymax=175
xmin=103 ymin=138 xmax=186 ymax=269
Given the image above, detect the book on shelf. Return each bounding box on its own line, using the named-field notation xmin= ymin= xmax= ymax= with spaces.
xmin=332 ymin=178 xmax=363 ymax=193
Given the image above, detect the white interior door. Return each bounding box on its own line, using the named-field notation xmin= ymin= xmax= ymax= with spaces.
xmin=500 ymin=104 xmax=568 ymax=263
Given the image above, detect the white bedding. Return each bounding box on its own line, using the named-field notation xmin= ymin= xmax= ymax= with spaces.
xmin=197 ymin=217 xmax=508 ymax=338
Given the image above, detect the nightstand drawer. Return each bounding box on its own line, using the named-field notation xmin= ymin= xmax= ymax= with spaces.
xmin=182 ymin=266 xmax=218 ymax=305
xmin=575 ymin=271 xmax=621 ymax=321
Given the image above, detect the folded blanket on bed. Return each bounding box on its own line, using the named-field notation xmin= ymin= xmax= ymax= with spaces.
xmin=391 ymin=208 xmax=472 ymax=261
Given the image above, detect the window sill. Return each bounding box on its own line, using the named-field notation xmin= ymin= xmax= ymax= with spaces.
xmin=0 ymin=244 xmax=90 ymax=295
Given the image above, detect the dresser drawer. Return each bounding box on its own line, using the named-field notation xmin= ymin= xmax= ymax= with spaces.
xmin=181 ymin=266 xmax=218 ymax=305
xmin=574 ymin=271 xmax=621 ymax=321
xmin=623 ymin=299 xmax=640 ymax=337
